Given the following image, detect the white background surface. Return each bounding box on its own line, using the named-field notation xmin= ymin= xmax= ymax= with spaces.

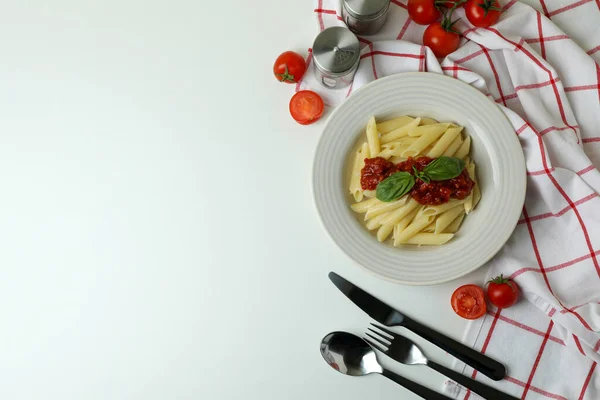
xmin=0 ymin=1 xmax=490 ymax=399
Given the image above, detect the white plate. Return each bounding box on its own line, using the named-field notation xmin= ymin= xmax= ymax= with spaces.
xmin=312 ymin=73 xmax=526 ymax=285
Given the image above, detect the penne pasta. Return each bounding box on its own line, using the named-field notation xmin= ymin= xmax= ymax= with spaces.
xmin=366 ymin=212 xmax=390 ymax=230
xmin=464 ymin=163 xmax=477 ymax=214
xmin=422 ymin=220 xmax=436 ymax=233
xmin=377 ymin=148 xmax=395 ymax=160
xmin=454 ymin=135 xmax=471 ymax=159
xmin=377 ymin=199 xmax=421 ymax=242
xmin=351 ymin=197 xmax=379 ymax=213
xmin=365 ymin=196 xmax=407 ymax=220
xmin=393 ymin=208 xmax=421 ymax=246
xmin=472 ymin=184 xmax=481 ymax=208
xmin=444 ymin=210 xmax=465 ymax=233
xmin=366 ymin=116 xmax=381 ymax=156
xmin=363 ymin=190 xmax=376 ymax=198
xmin=408 ymin=123 xmax=450 ymax=137
xmin=402 ymin=127 xmax=448 ymax=157
xmin=393 ymin=223 xmax=400 ymax=241
xmin=377 ymin=116 xmax=414 ymax=134
xmin=405 ymin=233 xmax=454 ymax=245
xmin=398 ymin=208 xmax=420 ymax=230
xmin=379 ymin=138 xmax=418 ymax=159
xmin=381 ymin=198 xmax=420 ymax=225
xmin=419 ymin=117 xmax=439 ymax=125
xmin=427 ymin=126 xmax=463 ymax=158
xmin=420 ymin=198 xmax=467 ymax=216
xmin=464 ymin=194 xmax=474 ymax=215
xmin=381 ymin=118 xmax=421 ymax=144
xmin=468 ymin=162 xmax=481 ymax=208
xmin=466 ymin=162 xmax=475 ymax=178
xmin=443 ymin=135 xmax=463 ymax=157
xmin=434 ymin=205 xmax=465 ymax=234
xmin=382 ymin=137 xmax=418 ymax=148
xmin=349 ymin=142 xmax=370 ymax=202
xmin=421 ymin=145 xmax=434 ymax=156
xmin=394 ymin=214 xmax=436 ymax=243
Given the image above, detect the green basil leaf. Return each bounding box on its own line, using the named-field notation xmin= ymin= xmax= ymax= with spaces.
xmin=413 ymin=166 xmax=430 ymax=183
xmin=423 ymin=156 xmax=465 ymax=181
xmin=376 ymin=172 xmax=415 ymax=202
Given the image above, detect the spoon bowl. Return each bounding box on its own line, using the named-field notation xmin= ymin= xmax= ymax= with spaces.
xmin=320 ymin=331 xmax=383 ymax=376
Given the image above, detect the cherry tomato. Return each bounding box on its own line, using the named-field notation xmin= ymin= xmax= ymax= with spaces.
xmin=273 ymin=51 xmax=306 ymax=84
xmin=465 ymin=0 xmax=502 ymax=28
xmin=486 ymin=274 xmax=519 ymax=309
xmin=289 ymin=91 xmax=324 ymax=125
xmin=407 ymin=0 xmax=442 ymax=25
xmin=451 ymin=284 xmax=487 ymax=319
xmin=423 ymin=22 xmax=460 ymax=58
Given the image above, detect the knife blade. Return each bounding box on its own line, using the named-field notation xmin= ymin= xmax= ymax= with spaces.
xmin=329 ymin=271 xmax=506 ymax=381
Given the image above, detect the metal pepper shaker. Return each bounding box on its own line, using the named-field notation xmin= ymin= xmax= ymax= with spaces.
xmin=312 ymin=27 xmax=360 ymax=89
xmin=342 ymin=0 xmax=390 ymax=35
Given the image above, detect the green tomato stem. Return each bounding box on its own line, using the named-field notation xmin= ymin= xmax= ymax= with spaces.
xmin=276 ymin=64 xmax=295 ymax=82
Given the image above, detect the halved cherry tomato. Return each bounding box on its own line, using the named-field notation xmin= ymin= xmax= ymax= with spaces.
xmin=487 ymin=274 xmax=519 ymax=308
xmin=451 ymin=284 xmax=487 ymax=319
xmin=289 ymin=91 xmax=324 ymax=125
xmin=273 ymin=51 xmax=307 ymax=84
xmin=465 ymin=0 xmax=502 ymax=28
xmin=407 ymin=0 xmax=442 ymax=25
xmin=423 ymin=21 xmax=460 ymax=58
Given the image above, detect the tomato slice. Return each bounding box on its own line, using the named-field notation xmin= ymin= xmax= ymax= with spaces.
xmin=289 ymin=91 xmax=324 ymax=125
xmin=451 ymin=284 xmax=486 ymax=319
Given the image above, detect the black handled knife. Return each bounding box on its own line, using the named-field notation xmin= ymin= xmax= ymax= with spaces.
xmin=329 ymin=271 xmax=506 ymax=381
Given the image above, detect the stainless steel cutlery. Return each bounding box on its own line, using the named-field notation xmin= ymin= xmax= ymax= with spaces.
xmin=364 ymin=324 xmax=519 ymax=400
xmin=321 ymin=272 xmax=514 ymax=399
xmin=328 ymin=271 xmax=506 ymax=381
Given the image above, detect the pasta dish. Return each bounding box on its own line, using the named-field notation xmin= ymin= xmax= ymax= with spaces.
xmin=348 ymin=115 xmax=481 ymax=246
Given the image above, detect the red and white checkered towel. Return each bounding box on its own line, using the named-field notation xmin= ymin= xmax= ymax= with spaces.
xmin=305 ymin=0 xmax=600 ymax=398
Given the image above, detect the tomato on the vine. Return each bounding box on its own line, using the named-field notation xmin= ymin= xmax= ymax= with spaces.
xmin=487 ymin=274 xmax=519 ymax=309
xmin=451 ymin=284 xmax=487 ymax=319
xmin=273 ymin=51 xmax=306 ymax=83
xmin=407 ymin=0 xmax=442 ymax=25
xmin=423 ymin=21 xmax=460 ymax=58
xmin=465 ymin=0 xmax=502 ymax=28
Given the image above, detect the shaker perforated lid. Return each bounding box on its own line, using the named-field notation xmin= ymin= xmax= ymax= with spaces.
xmin=312 ymin=27 xmax=360 ymax=76
xmin=343 ymin=0 xmax=389 ymax=19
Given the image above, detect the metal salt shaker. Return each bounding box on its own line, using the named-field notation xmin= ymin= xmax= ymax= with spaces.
xmin=312 ymin=27 xmax=360 ymax=89
xmin=342 ymin=0 xmax=390 ymax=35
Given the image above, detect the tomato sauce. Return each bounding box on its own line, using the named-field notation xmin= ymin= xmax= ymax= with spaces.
xmin=360 ymin=157 xmax=396 ymax=190
xmin=360 ymin=156 xmax=474 ymax=205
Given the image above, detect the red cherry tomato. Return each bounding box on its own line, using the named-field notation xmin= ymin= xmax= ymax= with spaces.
xmin=407 ymin=0 xmax=442 ymax=25
xmin=289 ymin=91 xmax=324 ymax=125
xmin=486 ymin=274 xmax=519 ymax=308
xmin=465 ymin=0 xmax=502 ymax=28
xmin=423 ymin=22 xmax=461 ymax=58
xmin=273 ymin=51 xmax=307 ymax=84
xmin=451 ymin=284 xmax=487 ymax=319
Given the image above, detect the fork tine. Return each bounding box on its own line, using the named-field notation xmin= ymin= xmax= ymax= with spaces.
xmin=366 ymin=327 xmax=392 ymax=345
xmin=365 ymin=331 xmax=390 ymax=350
xmin=370 ymin=323 xmax=395 ymax=339
xmin=363 ymin=336 xmax=387 ymax=353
